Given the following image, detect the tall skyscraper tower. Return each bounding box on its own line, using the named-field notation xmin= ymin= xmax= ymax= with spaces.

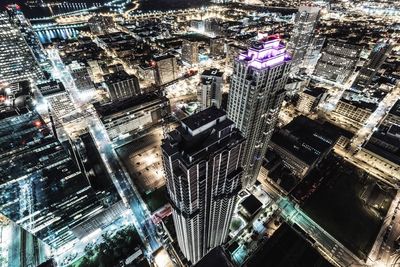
xmin=198 ymin=68 xmax=223 ymax=110
xmin=227 ymin=38 xmax=292 ymax=187
xmin=182 ymin=39 xmax=199 ymax=66
xmin=288 ymin=6 xmax=320 ymax=72
xmin=162 ymin=107 xmax=245 ymax=264
xmin=0 ymin=10 xmax=42 ymax=84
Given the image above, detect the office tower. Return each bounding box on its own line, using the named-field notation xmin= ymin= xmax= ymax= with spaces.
xmin=198 ymin=69 xmax=223 ymax=110
xmin=182 ymin=39 xmax=199 ymax=66
xmin=104 ymin=70 xmax=141 ymax=101
xmin=288 ymin=6 xmax=320 ymax=72
xmin=227 ymin=39 xmax=292 ymax=187
xmin=162 ymin=107 xmax=245 ymax=264
xmin=6 ymin=4 xmax=47 ymax=64
xmin=353 ymin=41 xmax=393 ymax=88
xmin=0 ymin=10 xmax=42 ymax=84
xmin=0 ymin=108 xmax=122 ymax=250
xmin=314 ymin=41 xmax=362 ymax=84
xmin=68 ymin=61 xmax=95 ymax=91
xmin=210 ymin=37 xmax=225 ymax=58
xmin=153 ymin=55 xmax=178 ymax=85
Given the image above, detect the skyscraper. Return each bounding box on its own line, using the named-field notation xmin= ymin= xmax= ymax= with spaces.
xmin=104 ymin=70 xmax=141 ymax=101
xmin=227 ymin=38 xmax=292 ymax=187
xmin=162 ymin=107 xmax=245 ymax=264
xmin=353 ymin=41 xmax=393 ymax=88
xmin=182 ymin=39 xmax=199 ymax=66
xmin=198 ymin=68 xmax=223 ymax=110
xmin=0 ymin=108 xmax=122 ymax=250
xmin=287 ymin=6 xmax=320 ymax=72
xmin=0 ymin=10 xmax=42 ymax=84
xmin=153 ymin=54 xmax=178 ymax=85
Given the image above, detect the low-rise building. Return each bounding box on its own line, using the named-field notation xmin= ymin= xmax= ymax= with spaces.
xmin=269 ymin=115 xmax=338 ymax=178
xmin=382 ymin=99 xmax=400 ymax=127
xmin=359 ymin=124 xmax=400 ymax=180
xmin=68 ymin=61 xmax=95 ymax=91
xmin=37 ymin=80 xmax=76 ymax=119
xmin=332 ymin=89 xmax=383 ymax=129
xmin=93 ymin=92 xmax=170 ymax=142
xmin=296 ymin=86 xmax=326 ymax=114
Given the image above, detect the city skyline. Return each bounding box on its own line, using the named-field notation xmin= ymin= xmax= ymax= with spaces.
xmin=0 ymin=1 xmax=399 ymax=267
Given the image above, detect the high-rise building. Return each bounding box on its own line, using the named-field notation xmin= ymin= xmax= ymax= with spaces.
xmin=314 ymin=41 xmax=362 ymax=84
xmin=6 ymin=4 xmax=47 ymax=64
xmin=104 ymin=70 xmax=141 ymax=101
xmin=288 ymin=6 xmax=320 ymax=72
xmin=0 ymin=108 xmax=122 ymax=250
xmin=162 ymin=107 xmax=245 ymax=264
xmin=153 ymin=54 xmax=178 ymax=85
xmin=198 ymin=69 xmax=223 ymax=110
xmin=227 ymin=39 xmax=292 ymax=187
xmin=353 ymin=41 xmax=393 ymax=88
xmin=182 ymin=39 xmax=199 ymax=66
xmin=0 ymin=10 xmax=42 ymax=84
xmin=210 ymin=37 xmax=225 ymax=58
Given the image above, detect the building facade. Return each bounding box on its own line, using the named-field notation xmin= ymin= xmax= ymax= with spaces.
xmin=0 ymin=10 xmax=42 ymax=84
xmin=287 ymin=6 xmax=320 ymax=72
xmin=162 ymin=107 xmax=245 ymax=264
xmin=182 ymin=39 xmax=199 ymax=66
xmin=68 ymin=61 xmax=95 ymax=91
xmin=314 ymin=41 xmax=362 ymax=84
xmin=198 ymin=69 xmax=223 ymax=110
xmin=94 ymin=92 xmax=170 ymax=141
xmin=104 ymin=70 xmax=141 ymax=101
xmin=153 ymin=54 xmax=178 ymax=85
xmin=210 ymin=37 xmax=225 ymax=58
xmin=227 ymin=39 xmax=292 ymax=187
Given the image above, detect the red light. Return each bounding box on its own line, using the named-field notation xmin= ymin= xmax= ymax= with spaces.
xmin=0 ymin=96 xmax=5 ymax=102
xmin=34 ymin=121 xmax=42 ymax=127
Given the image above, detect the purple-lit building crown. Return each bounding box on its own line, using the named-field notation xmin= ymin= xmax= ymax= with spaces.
xmin=238 ymin=39 xmax=292 ymax=69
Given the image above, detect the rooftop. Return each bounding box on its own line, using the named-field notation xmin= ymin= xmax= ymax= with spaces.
xmin=364 ymin=125 xmax=400 ymax=165
xmin=181 ymin=106 xmax=226 ymax=136
xmin=104 ymin=70 xmax=137 ymax=84
xmin=93 ymin=92 xmax=167 ymax=118
xmin=237 ymin=39 xmax=291 ymax=70
xmin=240 ymin=194 xmax=262 ymax=217
xmin=271 ymin=116 xmax=338 ymax=165
xmin=389 ymin=99 xmax=400 ymax=117
xmin=162 ymin=107 xmax=245 ymax=167
xmin=202 ymin=68 xmax=223 ymax=78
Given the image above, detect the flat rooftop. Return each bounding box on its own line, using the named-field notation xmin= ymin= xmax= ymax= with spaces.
xmin=389 ymin=99 xmax=400 ymax=117
xmin=181 ymin=106 xmax=226 ymax=134
xmin=93 ymin=92 xmax=167 ymax=118
xmin=271 ymin=115 xmax=338 ymax=165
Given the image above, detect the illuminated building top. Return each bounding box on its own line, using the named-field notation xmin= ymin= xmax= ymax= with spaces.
xmin=237 ymin=39 xmax=292 ymax=69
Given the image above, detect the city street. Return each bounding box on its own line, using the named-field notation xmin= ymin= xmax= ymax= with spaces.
xmin=46 ymin=49 xmax=163 ymax=262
